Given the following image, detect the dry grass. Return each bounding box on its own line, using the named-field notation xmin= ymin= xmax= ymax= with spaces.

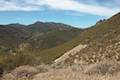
xmin=2 ymin=60 xmax=120 ymax=80
xmin=33 ymin=68 xmax=120 ymax=80
xmin=84 ymin=60 xmax=120 ymax=75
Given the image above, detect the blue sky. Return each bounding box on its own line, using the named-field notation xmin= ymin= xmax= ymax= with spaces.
xmin=0 ymin=0 xmax=120 ymax=28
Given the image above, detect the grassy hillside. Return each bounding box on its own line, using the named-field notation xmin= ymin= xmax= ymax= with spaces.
xmin=64 ymin=12 xmax=120 ymax=64
xmin=36 ymin=12 xmax=120 ymax=64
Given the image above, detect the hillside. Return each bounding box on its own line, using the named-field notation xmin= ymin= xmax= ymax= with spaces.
xmin=0 ymin=22 xmax=82 ymax=72
xmin=64 ymin=12 xmax=120 ymax=64
xmin=37 ymin=12 xmax=120 ymax=64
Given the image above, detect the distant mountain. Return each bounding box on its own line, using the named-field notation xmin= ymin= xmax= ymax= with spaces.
xmin=28 ymin=21 xmax=75 ymax=33
xmin=0 ymin=22 xmax=82 ymax=54
xmin=0 ymin=25 xmax=29 ymax=50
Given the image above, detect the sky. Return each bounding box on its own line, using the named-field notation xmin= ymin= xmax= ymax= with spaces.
xmin=0 ymin=0 xmax=120 ymax=28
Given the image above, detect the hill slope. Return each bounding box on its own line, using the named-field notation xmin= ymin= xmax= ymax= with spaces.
xmin=37 ymin=12 xmax=120 ymax=64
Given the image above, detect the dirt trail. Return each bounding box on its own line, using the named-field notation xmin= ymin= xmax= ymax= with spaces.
xmin=54 ymin=44 xmax=87 ymax=63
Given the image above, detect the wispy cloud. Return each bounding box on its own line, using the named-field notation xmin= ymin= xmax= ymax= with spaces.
xmin=0 ymin=0 xmax=40 ymax=11
xmin=41 ymin=0 xmax=120 ymax=17
xmin=0 ymin=0 xmax=120 ymax=17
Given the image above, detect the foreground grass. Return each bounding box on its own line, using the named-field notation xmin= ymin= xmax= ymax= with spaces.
xmin=2 ymin=60 xmax=120 ymax=80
